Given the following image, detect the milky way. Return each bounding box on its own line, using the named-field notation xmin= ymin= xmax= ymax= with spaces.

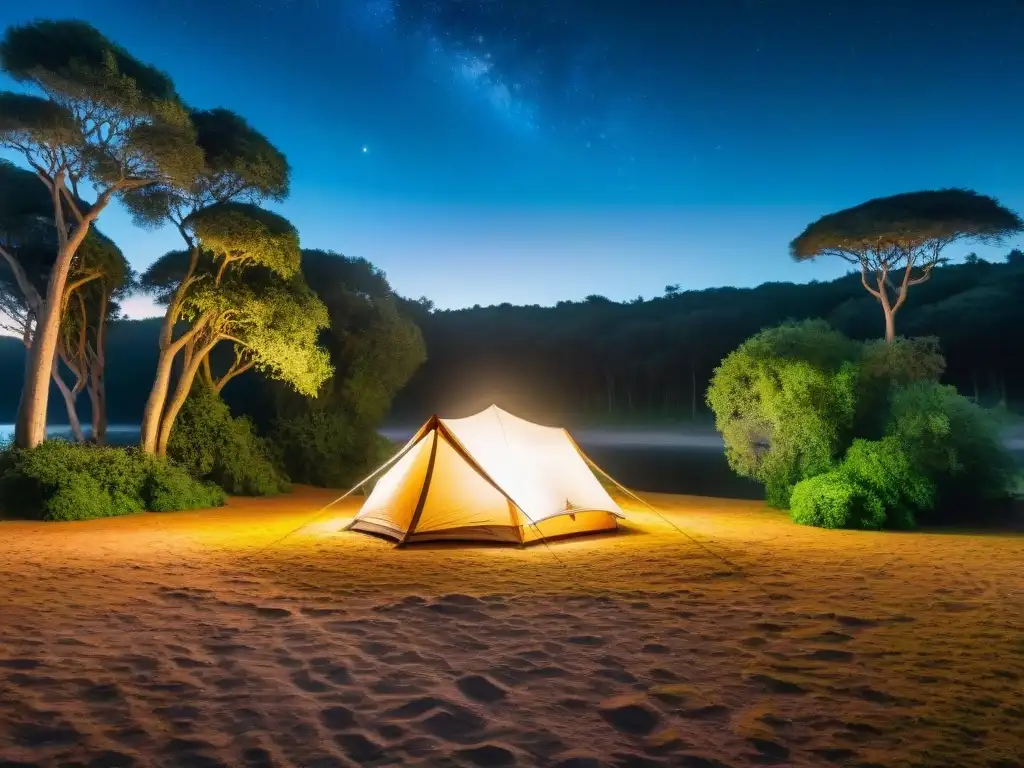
xmin=349 ymin=0 xmax=633 ymax=145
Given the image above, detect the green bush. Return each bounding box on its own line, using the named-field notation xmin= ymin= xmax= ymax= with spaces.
xmin=711 ymin=323 xmax=1015 ymax=529
xmin=146 ymin=458 xmax=227 ymax=513
xmin=270 ymin=409 xmax=393 ymax=488
xmin=838 ymin=437 xmax=933 ymax=529
xmin=168 ymin=384 xmax=289 ymax=496
xmin=706 ymin=320 xmax=859 ymax=508
xmin=0 ymin=441 xmax=226 ymax=521
xmin=886 ymin=381 xmax=1015 ymax=519
xmin=790 ymin=470 xmax=887 ymax=530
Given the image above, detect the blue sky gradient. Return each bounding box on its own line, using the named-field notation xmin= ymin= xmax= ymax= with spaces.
xmin=3 ymin=0 xmax=1023 ymax=317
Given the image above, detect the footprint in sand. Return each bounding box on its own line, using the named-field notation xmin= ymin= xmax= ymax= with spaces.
xmin=334 ymin=732 xmax=385 ymax=762
xmin=458 ymin=744 xmax=517 ymax=766
xmin=456 ymin=674 xmax=507 ymax=703
xmin=598 ymin=698 xmax=661 ymax=736
xmin=320 ymin=705 xmax=356 ymax=730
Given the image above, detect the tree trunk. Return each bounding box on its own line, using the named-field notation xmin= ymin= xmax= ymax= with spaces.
xmin=88 ymin=367 xmax=107 ymax=444
xmin=156 ymin=341 xmax=216 ymax=457
xmin=16 ymin=215 xmax=93 ymax=448
xmin=141 ymin=347 xmax=177 ymax=454
xmin=883 ymin=306 xmax=896 ymax=343
xmin=51 ymin=353 xmax=85 ymax=443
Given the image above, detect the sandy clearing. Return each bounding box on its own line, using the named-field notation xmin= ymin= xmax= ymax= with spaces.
xmin=0 ymin=487 xmax=1022 ymax=767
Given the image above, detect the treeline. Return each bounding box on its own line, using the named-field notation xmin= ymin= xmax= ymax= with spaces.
xmin=4 ymin=251 xmax=1022 ymax=431
xmin=389 ymin=251 xmax=1024 ymax=424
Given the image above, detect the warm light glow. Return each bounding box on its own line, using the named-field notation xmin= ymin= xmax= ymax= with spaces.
xmin=349 ymin=405 xmax=625 ymax=544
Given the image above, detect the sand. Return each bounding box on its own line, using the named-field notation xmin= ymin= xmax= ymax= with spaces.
xmin=0 ymin=487 xmax=1022 ymax=768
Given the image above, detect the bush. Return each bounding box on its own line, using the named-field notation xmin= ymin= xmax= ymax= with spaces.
xmin=706 ymin=320 xmax=859 ymax=508
xmin=0 ymin=441 xmax=226 ymax=521
xmin=790 ymin=470 xmax=887 ymax=530
xmin=886 ymin=381 xmax=1015 ymax=518
xmin=270 ymin=409 xmax=393 ymax=488
xmin=838 ymin=437 xmax=933 ymax=529
xmin=712 ymin=323 xmax=1015 ymax=529
xmin=146 ymin=459 xmax=227 ymax=513
xmin=168 ymin=384 xmax=289 ymax=496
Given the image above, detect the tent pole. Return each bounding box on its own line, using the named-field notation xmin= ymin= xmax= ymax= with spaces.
xmin=397 ymin=429 xmax=439 ymax=547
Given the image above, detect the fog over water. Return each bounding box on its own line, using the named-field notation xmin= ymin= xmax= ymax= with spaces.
xmin=3 ymin=423 xmax=1022 ymax=500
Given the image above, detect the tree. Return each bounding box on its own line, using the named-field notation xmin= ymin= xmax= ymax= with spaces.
xmin=790 ymin=189 xmax=1024 ymax=342
xmin=0 ymin=19 xmax=202 ymax=447
xmin=0 ymin=159 xmax=129 ymax=441
xmin=264 ymin=250 xmax=426 ymax=486
xmin=123 ymin=107 xmax=290 ymax=454
xmin=141 ymin=211 xmax=331 ymax=456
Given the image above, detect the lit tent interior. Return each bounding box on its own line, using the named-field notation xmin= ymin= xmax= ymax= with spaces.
xmin=345 ymin=405 xmax=628 ymax=545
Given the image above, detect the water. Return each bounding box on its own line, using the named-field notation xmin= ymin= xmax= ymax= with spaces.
xmin=4 ymin=423 xmax=1019 ymax=500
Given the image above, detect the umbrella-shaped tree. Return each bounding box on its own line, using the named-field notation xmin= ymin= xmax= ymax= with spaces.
xmin=790 ymin=190 xmax=1024 ymax=342
xmin=123 ymin=108 xmax=290 ymax=454
xmin=0 ymin=19 xmax=202 ymax=447
xmin=141 ymin=207 xmax=331 ymax=456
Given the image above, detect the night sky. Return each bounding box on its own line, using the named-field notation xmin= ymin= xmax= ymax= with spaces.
xmin=2 ymin=0 xmax=1023 ymax=316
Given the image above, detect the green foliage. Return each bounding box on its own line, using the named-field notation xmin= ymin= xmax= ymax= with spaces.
xmin=836 ymin=438 xmax=932 ymax=529
xmin=790 ymin=470 xmax=887 ymax=530
xmin=0 ymin=19 xmax=203 ymax=189
xmin=185 ymin=203 xmax=301 ymax=279
xmin=706 ymin=320 xmax=859 ymax=508
xmin=146 ymin=458 xmax=228 ymax=513
xmin=710 ymin=321 xmax=1017 ymax=529
xmin=269 ymin=410 xmax=395 ymax=488
xmin=855 ymin=336 xmax=946 ymax=437
xmin=184 ymin=274 xmax=333 ymax=398
xmin=256 ymin=250 xmax=427 ymax=488
xmin=886 ymin=381 xmax=1015 ymax=515
xmin=0 ymin=441 xmax=224 ymax=521
xmin=168 ymin=384 xmax=288 ymax=496
xmin=791 ymin=189 xmax=1024 ymax=260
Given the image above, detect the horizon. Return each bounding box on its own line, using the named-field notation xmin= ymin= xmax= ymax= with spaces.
xmin=2 ymin=0 xmax=1023 ymax=318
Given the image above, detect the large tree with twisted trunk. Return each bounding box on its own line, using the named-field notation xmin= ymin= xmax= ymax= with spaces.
xmin=123 ymin=108 xmax=290 ymax=454
xmin=0 ymin=159 xmax=131 ymax=442
xmin=790 ymin=189 xmax=1024 ymax=342
xmin=140 ymin=207 xmax=331 ymax=456
xmin=0 ymin=19 xmax=202 ymax=447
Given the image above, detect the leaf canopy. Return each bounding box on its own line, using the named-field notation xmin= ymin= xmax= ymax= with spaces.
xmin=0 ymin=92 xmax=79 ymax=147
xmin=184 ymin=276 xmax=332 ymax=398
xmin=790 ymin=189 xmax=1024 ymax=261
xmin=185 ymin=202 xmax=300 ymax=279
xmin=0 ymin=20 xmax=203 ymax=190
xmin=1 ymin=19 xmax=178 ymax=106
xmin=123 ymin=108 xmax=290 ymax=226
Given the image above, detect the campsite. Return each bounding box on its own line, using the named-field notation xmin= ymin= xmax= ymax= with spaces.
xmin=3 ymin=5 xmax=1024 ymax=768
xmin=2 ymin=485 xmax=1022 ymax=768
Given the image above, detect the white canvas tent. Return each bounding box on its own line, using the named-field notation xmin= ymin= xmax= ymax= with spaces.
xmin=345 ymin=405 xmax=625 ymax=545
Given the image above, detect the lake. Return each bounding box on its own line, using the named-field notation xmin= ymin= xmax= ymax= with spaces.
xmin=3 ymin=423 xmax=1021 ymax=501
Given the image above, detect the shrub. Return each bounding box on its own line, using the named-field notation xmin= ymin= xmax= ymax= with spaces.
xmin=168 ymin=384 xmax=289 ymax=496
xmin=886 ymin=381 xmax=1015 ymax=519
xmin=270 ymin=409 xmax=393 ymax=488
xmin=706 ymin=320 xmax=859 ymax=508
xmin=146 ymin=459 xmax=227 ymax=513
xmin=0 ymin=441 xmax=226 ymax=521
xmin=790 ymin=470 xmax=887 ymax=530
xmin=838 ymin=437 xmax=933 ymax=529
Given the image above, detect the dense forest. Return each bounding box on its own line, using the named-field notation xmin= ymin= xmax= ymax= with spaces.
xmin=3 ymin=250 xmax=1022 ymax=427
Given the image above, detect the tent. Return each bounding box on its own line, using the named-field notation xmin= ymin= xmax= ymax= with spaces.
xmin=345 ymin=405 xmax=625 ymax=545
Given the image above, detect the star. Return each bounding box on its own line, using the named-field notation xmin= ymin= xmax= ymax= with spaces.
xmin=362 ymin=146 xmax=368 ymax=153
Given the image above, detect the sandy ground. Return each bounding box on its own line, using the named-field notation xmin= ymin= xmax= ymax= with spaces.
xmin=0 ymin=488 xmax=1022 ymax=768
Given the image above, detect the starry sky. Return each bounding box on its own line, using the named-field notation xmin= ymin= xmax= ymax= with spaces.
xmin=2 ymin=0 xmax=1024 ymax=317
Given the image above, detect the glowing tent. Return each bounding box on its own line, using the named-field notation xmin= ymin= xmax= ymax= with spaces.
xmin=345 ymin=405 xmax=625 ymax=545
